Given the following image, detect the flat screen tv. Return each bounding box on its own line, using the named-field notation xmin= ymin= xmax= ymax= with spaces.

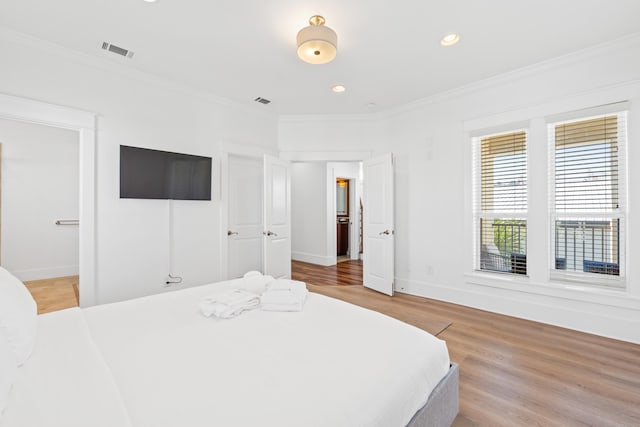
xmin=120 ymin=145 xmax=212 ymax=200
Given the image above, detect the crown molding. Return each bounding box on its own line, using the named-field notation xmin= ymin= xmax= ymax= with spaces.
xmin=3 ymin=24 xmax=638 ymax=125
xmin=0 ymin=26 xmax=278 ymax=120
xmin=382 ymin=31 xmax=640 ymax=118
xmin=279 ymin=31 xmax=640 ymax=123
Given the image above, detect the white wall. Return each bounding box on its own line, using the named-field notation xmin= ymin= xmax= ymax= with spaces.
xmin=279 ymin=35 xmax=640 ymax=343
xmin=0 ymin=29 xmax=278 ymax=304
xmin=290 ymin=162 xmax=328 ymax=265
xmin=0 ymin=118 xmax=79 ymax=280
xmin=279 ymin=115 xmax=385 ymax=155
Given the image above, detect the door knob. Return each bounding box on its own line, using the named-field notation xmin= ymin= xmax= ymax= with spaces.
xmin=263 ymin=230 xmax=278 ymax=237
xmin=379 ymin=229 xmax=392 ymax=235
xmin=227 ymin=230 xmax=239 ymax=236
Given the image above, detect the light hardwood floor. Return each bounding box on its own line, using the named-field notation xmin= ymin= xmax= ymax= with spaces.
xmin=26 ymin=266 xmax=640 ymax=426
xmin=24 ymin=275 xmax=79 ymax=314
xmin=293 ymin=260 xmax=640 ymax=427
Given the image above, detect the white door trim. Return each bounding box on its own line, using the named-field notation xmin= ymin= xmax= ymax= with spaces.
xmin=0 ymin=92 xmax=97 ymax=307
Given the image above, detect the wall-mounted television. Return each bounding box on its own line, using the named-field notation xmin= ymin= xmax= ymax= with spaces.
xmin=120 ymin=145 xmax=212 ymax=200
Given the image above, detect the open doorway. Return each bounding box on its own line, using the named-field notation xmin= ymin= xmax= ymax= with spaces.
xmin=336 ymin=178 xmax=350 ymax=262
xmin=0 ymin=118 xmax=80 ymax=312
xmin=329 ymin=162 xmax=362 ymax=266
xmin=290 ymin=161 xmax=363 ymax=288
xmin=290 ymin=160 xmax=362 ymax=269
xmin=335 ymin=177 xmax=362 ymax=263
xmin=290 ymin=154 xmax=394 ymax=295
xmin=0 ymin=92 xmax=96 ymax=307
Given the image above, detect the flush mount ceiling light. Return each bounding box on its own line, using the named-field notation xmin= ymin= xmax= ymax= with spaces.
xmin=332 ymin=84 xmax=346 ymax=93
xmin=440 ymin=33 xmax=460 ymax=46
xmin=297 ymin=15 xmax=337 ymax=64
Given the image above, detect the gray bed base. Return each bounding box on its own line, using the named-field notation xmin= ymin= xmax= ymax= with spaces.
xmin=406 ymin=363 xmax=459 ymax=427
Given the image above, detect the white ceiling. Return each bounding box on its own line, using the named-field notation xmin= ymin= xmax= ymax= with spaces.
xmin=1 ymin=0 xmax=639 ymax=115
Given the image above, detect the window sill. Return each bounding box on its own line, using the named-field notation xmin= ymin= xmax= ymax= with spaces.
xmin=548 ymin=270 xmax=625 ymax=289
xmin=464 ymin=271 xmax=639 ymax=311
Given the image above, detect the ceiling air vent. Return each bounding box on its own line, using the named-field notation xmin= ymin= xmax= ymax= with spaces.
xmin=101 ymin=42 xmax=134 ymax=59
xmin=254 ymin=97 xmax=271 ymax=105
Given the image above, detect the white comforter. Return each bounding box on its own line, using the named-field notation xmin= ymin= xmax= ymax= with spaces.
xmin=1 ymin=280 xmax=450 ymax=427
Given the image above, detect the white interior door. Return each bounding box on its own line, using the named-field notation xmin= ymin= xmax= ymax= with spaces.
xmin=227 ymin=155 xmax=263 ymax=278
xmin=363 ymin=153 xmax=394 ymax=295
xmin=263 ymin=155 xmax=291 ymax=278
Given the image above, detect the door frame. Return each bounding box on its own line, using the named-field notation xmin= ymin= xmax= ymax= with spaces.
xmin=0 ymin=92 xmax=96 ymax=306
xmin=329 ymin=171 xmax=361 ymax=265
xmin=282 ymin=151 xmax=372 ymax=267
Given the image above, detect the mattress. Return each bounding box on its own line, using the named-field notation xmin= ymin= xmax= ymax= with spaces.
xmin=1 ymin=279 xmax=451 ymax=427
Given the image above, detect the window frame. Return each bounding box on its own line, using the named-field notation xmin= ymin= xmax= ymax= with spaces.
xmin=472 ymin=128 xmax=529 ymax=276
xmin=547 ymin=109 xmax=628 ymax=288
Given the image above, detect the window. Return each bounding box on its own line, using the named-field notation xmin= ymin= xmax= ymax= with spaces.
xmin=549 ymin=112 xmax=627 ymax=283
xmin=474 ymin=130 xmax=528 ymax=275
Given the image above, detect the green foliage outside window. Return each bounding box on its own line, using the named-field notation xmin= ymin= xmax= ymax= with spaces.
xmin=492 ymin=219 xmax=526 ymax=256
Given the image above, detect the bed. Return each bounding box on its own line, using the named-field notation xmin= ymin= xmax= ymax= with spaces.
xmin=0 ymin=269 xmax=458 ymax=427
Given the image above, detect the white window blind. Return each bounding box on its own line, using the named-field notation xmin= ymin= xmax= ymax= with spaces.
xmin=549 ymin=111 xmax=627 ymax=283
xmin=474 ymin=130 xmax=528 ymax=275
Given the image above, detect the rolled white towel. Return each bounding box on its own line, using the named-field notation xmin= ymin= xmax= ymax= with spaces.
xmin=244 ymin=271 xmax=262 ymax=278
xmin=240 ymin=271 xmax=275 ymax=295
xmin=199 ymin=289 xmax=260 ymax=319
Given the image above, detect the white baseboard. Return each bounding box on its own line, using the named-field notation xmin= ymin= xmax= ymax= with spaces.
xmin=395 ymin=277 xmax=640 ymax=344
xmin=291 ymin=252 xmax=334 ymax=266
xmin=12 ymin=265 xmax=79 ymax=282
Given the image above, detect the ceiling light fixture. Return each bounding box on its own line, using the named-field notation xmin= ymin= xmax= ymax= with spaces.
xmin=440 ymin=33 xmax=460 ymax=46
xmin=332 ymin=84 xmax=346 ymax=93
xmin=297 ymin=15 xmax=337 ymax=64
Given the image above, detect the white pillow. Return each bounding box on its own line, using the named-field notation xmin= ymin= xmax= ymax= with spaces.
xmin=0 ymin=267 xmax=37 ymax=366
xmin=0 ymin=327 xmax=17 ymax=415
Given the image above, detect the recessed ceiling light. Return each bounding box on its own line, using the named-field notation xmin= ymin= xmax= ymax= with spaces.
xmin=440 ymin=33 xmax=460 ymax=46
xmin=332 ymin=84 xmax=346 ymax=93
xmin=143 ymin=0 xmax=157 ymax=3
